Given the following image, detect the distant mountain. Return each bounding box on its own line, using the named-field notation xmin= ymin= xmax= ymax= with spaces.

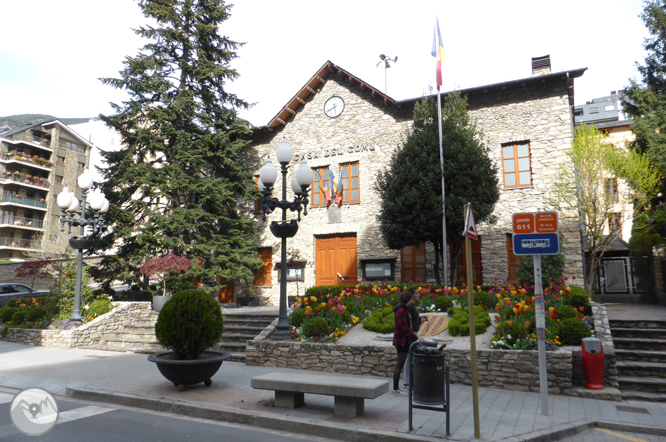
xmin=0 ymin=114 xmax=93 ymax=132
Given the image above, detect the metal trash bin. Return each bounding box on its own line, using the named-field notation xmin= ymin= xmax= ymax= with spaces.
xmin=412 ymin=346 xmax=446 ymax=405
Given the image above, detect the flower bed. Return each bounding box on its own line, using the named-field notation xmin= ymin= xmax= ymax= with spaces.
xmin=288 ymin=277 xmax=594 ymax=352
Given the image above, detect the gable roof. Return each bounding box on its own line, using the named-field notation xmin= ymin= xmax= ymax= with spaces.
xmin=1 ymin=119 xmax=94 ymax=148
xmin=265 ymin=60 xmax=396 ymax=130
xmin=262 ymin=61 xmax=587 ymax=131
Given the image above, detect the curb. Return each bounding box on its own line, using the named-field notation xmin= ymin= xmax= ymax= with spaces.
xmin=65 ymin=387 xmax=442 ymax=442
xmin=497 ymin=420 xmax=666 ymax=442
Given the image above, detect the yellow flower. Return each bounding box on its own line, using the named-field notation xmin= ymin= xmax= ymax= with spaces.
xmin=496 ymin=293 xmax=501 ymax=299
xmin=510 ymin=291 xmax=517 ymax=296
xmin=513 ymin=307 xmax=519 ymax=315
xmin=320 ymin=303 xmax=326 ymax=308
xmin=548 ymin=307 xmax=555 ymax=313
xmin=507 ymin=320 xmax=513 ymax=326
xmin=310 ymin=296 xmax=317 ymax=303
xmin=355 ymin=285 xmax=359 ymax=289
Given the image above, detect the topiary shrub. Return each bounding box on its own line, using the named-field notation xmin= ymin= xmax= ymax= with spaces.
xmin=495 ymin=321 xmax=529 ymax=341
xmin=302 ymin=317 xmax=329 ymax=337
xmin=446 ymin=306 xmax=488 ymax=336
xmin=289 ymin=308 xmax=305 ymax=328
xmin=558 ymin=318 xmax=592 ymax=345
xmin=87 ymin=298 xmax=113 ymax=318
xmin=363 ymin=307 xmax=395 ymax=334
xmin=557 ymin=305 xmax=576 ymax=320
xmin=11 ymin=311 xmax=26 ymax=325
xmin=434 ymin=295 xmax=453 ymax=312
xmin=25 ymin=308 xmax=46 ymax=322
xmin=566 ymin=286 xmax=590 ymax=309
xmin=0 ymin=307 xmax=17 ymax=323
xmin=155 ymin=289 xmax=224 ymax=360
xmin=6 ymin=300 xmax=18 ymax=308
xmin=473 ymin=291 xmax=497 ymax=309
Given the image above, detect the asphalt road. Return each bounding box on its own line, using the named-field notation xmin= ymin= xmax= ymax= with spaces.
xmin=0 ymin=392 xmax=343 ymax=442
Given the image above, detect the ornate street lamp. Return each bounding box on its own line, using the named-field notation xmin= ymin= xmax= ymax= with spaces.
xmin=57 ymin=169 xmax=109 ymax=325
xmin=259 ymin=139 xmax=313 ymax=340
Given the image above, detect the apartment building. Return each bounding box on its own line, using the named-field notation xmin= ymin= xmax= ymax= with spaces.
xmin=0 ymin=120 xmax=92 ymax=259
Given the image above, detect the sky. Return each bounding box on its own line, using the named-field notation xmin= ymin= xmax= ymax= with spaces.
xmin=0 ymin=0 xmax=650 ymax=128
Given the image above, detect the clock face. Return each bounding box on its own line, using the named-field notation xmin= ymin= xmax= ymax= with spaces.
xmin=324 ymin=96 xmax=345 ymax=118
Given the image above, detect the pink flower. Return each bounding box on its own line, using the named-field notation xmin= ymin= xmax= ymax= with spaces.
xmin=337 ymin=305 xmax=344 ymax=314
xmin=356 ymin=296 xmax=361 ymax=301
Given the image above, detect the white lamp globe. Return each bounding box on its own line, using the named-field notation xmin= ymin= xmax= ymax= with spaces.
xmin=291 ymin=176 xmax=303 ymax=195
xmin=67 ymin=197 xmax=80 ymax=212
xmin=78 ymin=169 xmax=94 ymax=190
xmin=57 ymin=187 xmax=73 ymax=209
xmin=259 ymin=158 xmax=278 ymax=185
xmin=295 ymin=159 xmax=313 ymax=187
xmin=257 ymin=178 xmax=265 ymax=192
xmin=89 ymin=192 xmax=104 ymax=211
xmin=275 ymin=139 xmax=293 ymax=163
xmin=100 ymin=198 xmax=110 ymax=213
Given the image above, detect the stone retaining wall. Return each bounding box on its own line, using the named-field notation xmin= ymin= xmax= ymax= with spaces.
xmin=1 ymin=302 xmax=151 ymax=348
xmin=246 ymin=301 xmax=618 ymax=396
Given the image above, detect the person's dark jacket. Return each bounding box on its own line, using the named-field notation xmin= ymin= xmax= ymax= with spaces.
xmin=407 ymin=303 xmax=421 ymax=333
xmin=393 ymin=304 xmax=419 ymax=351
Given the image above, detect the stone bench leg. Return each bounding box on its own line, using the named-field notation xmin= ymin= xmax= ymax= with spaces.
xmin=274 ymin=390 xmax=305 ymax=409
xmin=334 ymin=396 xmax=364 ymax=417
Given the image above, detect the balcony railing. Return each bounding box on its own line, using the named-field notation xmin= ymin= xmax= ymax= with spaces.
xmin=0 ymin=173 xmax=50 ymax=189
xmin=1 ymin=195 xmax=48 ymax=208
xmin=0 ymin=237 xmax=40 ymax=248
xmin=0 ymin=215 xmax=44 ymax=228
xmin=30 ymin=135 xmax=51 ymax=147
xmin=1 ymin=152 xmax=53 ymax=169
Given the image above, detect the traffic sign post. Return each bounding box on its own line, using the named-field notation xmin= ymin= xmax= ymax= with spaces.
xmin=463 ymin=203 xmax=480 ymax=438
xmin=512 ymin=212 xmax=559 ymax=416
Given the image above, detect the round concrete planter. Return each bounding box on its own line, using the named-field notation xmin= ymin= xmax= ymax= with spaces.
xmin=147 ymin=350 xmax=231 ymax=390
xmin=152 ymin=295 xmax=173 ymax=312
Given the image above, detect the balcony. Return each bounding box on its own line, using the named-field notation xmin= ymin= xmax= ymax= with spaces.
xmin=0 ymin=215 xmax=44 ymax=229
xmin=2 ymin=137 xmax=53 ymax=153
xmin=1 ymin=152 xmax=53 ymax=170
xmin=1 ymin=173 xmax=50 ymax=189
xmin=1 ymin=195 xmax=48 ymax=209
xmin=0 ymin=237 xmax=41 ymax=249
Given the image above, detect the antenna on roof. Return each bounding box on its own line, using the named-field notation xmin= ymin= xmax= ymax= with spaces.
xmin=376 ymin=54 xmax=398 ymax=95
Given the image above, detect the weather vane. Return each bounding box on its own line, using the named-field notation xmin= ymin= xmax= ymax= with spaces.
xmin=377 ymin=54 xmax=398 ymax=94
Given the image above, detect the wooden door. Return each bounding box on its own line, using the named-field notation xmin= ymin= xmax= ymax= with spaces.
xmin=401 ymin=244 xmax=426 ymax=282
xmin=450 ymin=238 xmax=483 ymax=286
xmin=506 ymin=234 xmax=519 ymax=282
xmin=219 ymin=279 xmax=234 ymax=304
xmin=316 ymin=234 xmax=357 ymax=286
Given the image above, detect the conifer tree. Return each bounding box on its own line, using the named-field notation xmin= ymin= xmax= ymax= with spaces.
xmin=622 ymin=0 xmax=666 ymax=196
xmin=94 ymin=0 xmax=261 ymax=289
xmin=375 ymin=93 xmax=499 ymax=285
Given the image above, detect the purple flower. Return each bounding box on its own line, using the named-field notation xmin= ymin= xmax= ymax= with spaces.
xmin=648 ymin=218 xmax=653 ymax=223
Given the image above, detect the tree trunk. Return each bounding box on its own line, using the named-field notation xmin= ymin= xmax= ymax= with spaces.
xmin=585 ymin=251 xmax=597 ymax=300
xmin=433 ymin=241 xmax=442 ymax=285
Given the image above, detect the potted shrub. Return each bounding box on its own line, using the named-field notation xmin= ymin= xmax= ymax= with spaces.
xmin=235 ymin=284 xmax=259 ymax=306
xmin=147 ymin=289 xmax=229 ymax=390
xmin=139 ymin=253 xmax=193 ymax=312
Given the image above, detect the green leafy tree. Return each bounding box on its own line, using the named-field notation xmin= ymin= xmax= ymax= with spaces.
xmin=622 ymin=0 xmax=666 ymax=197
xmin=375 ymin=93 xmax=500 ymax=285
xmin=94 ymin=0 xmax=261 ymax=290
xmin=551 ymin=124 xmax=659 ymax=296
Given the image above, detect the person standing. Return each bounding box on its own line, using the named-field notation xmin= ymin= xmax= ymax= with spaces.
xmin=404 ymin=286 xmax=427 ymax=387
xmin=392 ymin=290 xmax=419 ymax=393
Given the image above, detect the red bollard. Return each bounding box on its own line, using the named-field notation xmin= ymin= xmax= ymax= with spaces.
xmin=581 ymin=337 xmax=605 ymax=390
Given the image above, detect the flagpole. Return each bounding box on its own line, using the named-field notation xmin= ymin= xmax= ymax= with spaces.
xmin=437 ymin=87 xmax=448 ymax=287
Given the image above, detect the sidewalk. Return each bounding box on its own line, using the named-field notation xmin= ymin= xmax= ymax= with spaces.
xmin=1 ymin=340 xmax=665 ymax=441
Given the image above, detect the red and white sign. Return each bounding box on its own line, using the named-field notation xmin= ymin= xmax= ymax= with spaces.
xmin=463 ymin=203 xmax=478 ymax=240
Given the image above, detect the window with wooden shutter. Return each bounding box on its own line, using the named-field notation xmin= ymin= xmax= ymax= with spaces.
xmin=501 ymin=141 xmax=532 ymax=188
xmin=401 ymin=244 xmax=426 ymax=282
xmin=506 ymin=234 xmax=519 ymax=282
xmin=254 ymin=247 xmax=273 ymax=287
xmin=311 ymin=167 xmax=330 ymax=207
xmin=450 ymin=238 xmax=483 ymax=286
xmin=340 ymin=162 xmax=360 ymax=204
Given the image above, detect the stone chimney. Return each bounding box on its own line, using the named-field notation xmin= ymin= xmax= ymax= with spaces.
xmin=531 ymin=55 xmax=551 ymax=76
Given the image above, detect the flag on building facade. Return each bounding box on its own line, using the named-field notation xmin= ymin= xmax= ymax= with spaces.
xmin=431 ymin=16 xmax=445 ymax=90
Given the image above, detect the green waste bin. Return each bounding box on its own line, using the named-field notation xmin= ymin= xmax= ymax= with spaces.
xmin=412 ymin=347 xmax=446 ymax=405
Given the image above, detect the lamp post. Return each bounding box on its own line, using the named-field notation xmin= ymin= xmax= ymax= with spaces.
xmin=56 ymin=169 xmax=109 ymax=325
xmin=259 ymin=139 xmax=313 ymax=340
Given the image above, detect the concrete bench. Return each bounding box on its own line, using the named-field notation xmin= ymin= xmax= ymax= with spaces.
xmin=251 ymin=372 xmax=389 ymax=417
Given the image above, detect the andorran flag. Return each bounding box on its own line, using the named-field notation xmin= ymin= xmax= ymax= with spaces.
xmin=431 ymin=16 xmax=445 ymax=90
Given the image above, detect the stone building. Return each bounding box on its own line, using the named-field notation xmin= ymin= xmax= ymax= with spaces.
xmin=0 ymin=121 xmax=93 ymax=259
xmin=238 ymin=59 xmax=587 ymax=305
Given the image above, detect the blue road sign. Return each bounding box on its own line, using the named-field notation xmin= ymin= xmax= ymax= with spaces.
xmin=513 ymin=233 xmax=559 ymax=256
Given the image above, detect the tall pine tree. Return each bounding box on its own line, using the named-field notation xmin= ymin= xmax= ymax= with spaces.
xmin=622 ymin=0 xmax=666 ymax=196
xmin=375 ymin=93 xmax=499 ymax=285
xmin=94 ymin=0 xmax=261 ymax=290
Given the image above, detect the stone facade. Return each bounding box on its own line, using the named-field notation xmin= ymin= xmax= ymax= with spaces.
xmin=244 ymin=62 xmax=585 ymax=306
